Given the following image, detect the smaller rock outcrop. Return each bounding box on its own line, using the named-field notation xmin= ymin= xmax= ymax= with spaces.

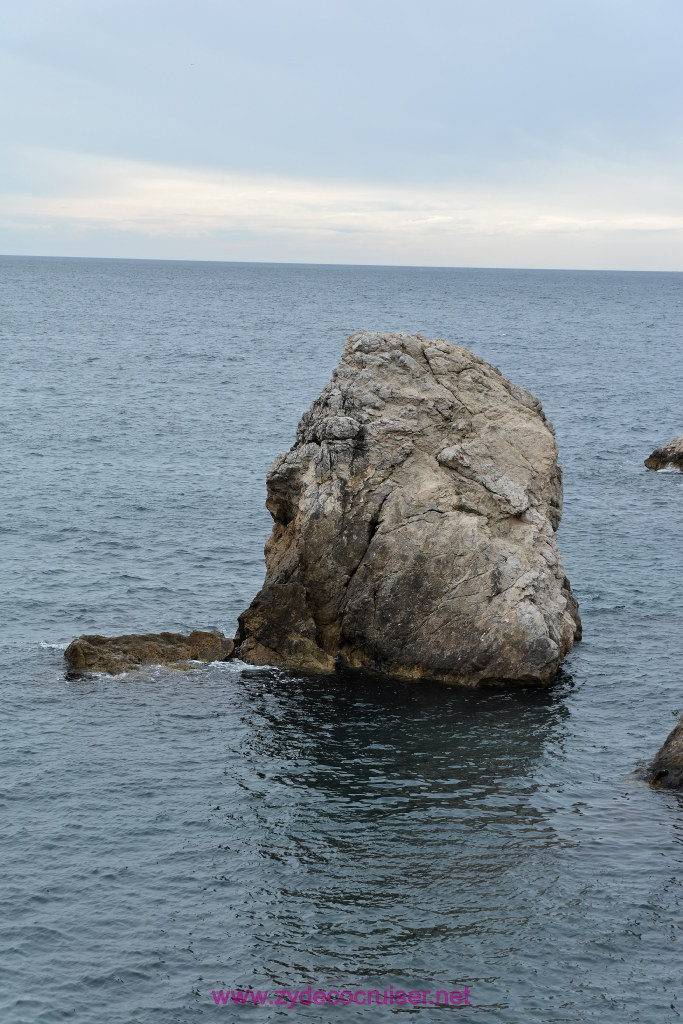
xmin=645 ymin=434 xmax=683 ymax=471
xmin=64 ymin=630 xmax=234 ymax=676
xmin=649 ymin=714 xmax=683 ymax=789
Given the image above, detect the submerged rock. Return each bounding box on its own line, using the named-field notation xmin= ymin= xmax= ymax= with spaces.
xmin=644 ymin=434 xmax=683 ymax=471
xmin=64 ymin=629 xmax=234 ymax=676
xmin=234 ymin=331 xmax=581 ymax=686
xmin=649 ymin=714 xmax=683 ymax=789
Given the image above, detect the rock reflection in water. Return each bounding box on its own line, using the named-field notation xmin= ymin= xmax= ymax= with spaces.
xmin=208 ymin=666 xmax=571 ymax=1009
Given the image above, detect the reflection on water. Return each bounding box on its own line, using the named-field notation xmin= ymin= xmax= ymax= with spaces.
xmin=2 ymin=618 xmax=683 ymax=1024
xmin=220 ymin=670 xmax=571 ymax=1003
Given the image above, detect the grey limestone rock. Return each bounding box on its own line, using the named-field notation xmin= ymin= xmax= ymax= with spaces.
xmin=235 ymin=331 xmax=581 ymax=686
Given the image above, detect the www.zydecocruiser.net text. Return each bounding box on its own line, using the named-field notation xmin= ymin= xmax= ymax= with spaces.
xmin=212 ymin=986 xmax=471 ymax=1007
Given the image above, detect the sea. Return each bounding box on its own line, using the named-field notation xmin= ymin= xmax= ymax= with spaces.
xmin=1 ymin=255 xmax=682 ymax=1023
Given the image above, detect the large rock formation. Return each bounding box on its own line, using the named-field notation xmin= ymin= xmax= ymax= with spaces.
xmin=649 ymin=714 xmax=683 ymax=789
xmin=645 ymin=434 xmax=683 ymax=471
xmin=235 ymin=331 xmax=581 ymax=686
xmin=64 ymin=630 xmax=234 ymax=676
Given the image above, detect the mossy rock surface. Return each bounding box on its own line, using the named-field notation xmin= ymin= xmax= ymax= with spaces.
xmin=65 ymin=629 xmax=234 ymax=676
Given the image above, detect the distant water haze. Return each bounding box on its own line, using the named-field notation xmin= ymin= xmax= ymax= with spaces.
xmin=1 ymin=257 xmax=683 ymax=1022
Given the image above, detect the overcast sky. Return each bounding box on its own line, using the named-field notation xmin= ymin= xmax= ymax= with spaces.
xmin=1 ymin=0 xmax=681 ymax=268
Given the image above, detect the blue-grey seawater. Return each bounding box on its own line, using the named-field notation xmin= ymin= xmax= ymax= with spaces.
xmin=1 ymin=256 xmax=682 ymax=1023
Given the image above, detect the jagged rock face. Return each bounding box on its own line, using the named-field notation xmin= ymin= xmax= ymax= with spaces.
xmin=235 ymin=332 xmax=581 ymax=686
xmin=645 ymin=434 xmax=683 ymax=471
xmin=64 ymin=630 xmax=234 ymax=676
xmin=649 ymin=714 xmax=683 ymax=789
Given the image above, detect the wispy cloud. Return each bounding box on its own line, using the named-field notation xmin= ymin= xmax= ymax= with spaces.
xmin=1 ymin=2 xmax=681 ymax=267
xmin=2 ymin=146 xmax=682 ymax=269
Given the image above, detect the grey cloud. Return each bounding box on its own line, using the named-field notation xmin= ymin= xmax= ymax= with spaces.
xmin=0 ymin=0 xmax=681 ymax=184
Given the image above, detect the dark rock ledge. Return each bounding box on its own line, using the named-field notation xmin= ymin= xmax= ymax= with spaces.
xmin=645 ymin=434 xmax=683 ymax=471
xmin=649 ymin=714 xmax=683 ymax=790
xmin=64 ymin=630 xmax=234 ymax=677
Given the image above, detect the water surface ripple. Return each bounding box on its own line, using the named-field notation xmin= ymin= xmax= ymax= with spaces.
xmin=1 ymin=257 xmax=682 ymax=1022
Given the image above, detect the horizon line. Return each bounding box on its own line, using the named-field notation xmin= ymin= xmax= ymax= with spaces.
xmin=1 ymin=253 xmax=681 ymax=275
